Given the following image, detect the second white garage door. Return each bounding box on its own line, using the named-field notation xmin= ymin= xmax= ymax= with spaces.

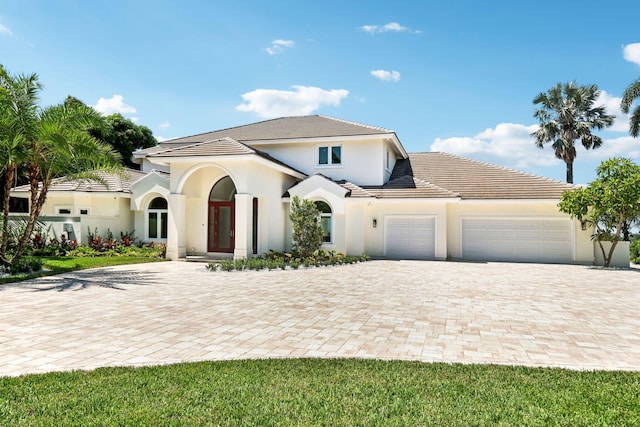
xmin=461 ymin=218 xmax=572 ymax=263
xmin=384 ymin=216 xmax=435 ymax=260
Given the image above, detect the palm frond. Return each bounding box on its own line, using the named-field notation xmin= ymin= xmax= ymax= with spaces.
xmin=620 ymin=79 xmax=640 ymax=114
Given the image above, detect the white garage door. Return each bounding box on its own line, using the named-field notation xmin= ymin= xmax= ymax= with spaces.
xmin=385 ymin=216 xmax=435 ymax=260
xmin=462 ymin=218 xmax=572 ymax=263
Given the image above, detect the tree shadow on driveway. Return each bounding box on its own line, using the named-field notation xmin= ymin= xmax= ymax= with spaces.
xmin=22 ymin=269 xmax=158 ymax=292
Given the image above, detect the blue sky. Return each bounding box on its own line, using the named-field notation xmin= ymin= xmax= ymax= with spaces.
xmin=1 ymin=0 xmax=639 ymax=184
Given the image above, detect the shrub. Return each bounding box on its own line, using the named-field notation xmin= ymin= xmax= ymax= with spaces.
xmin=631 ymin=239 xmax=640 ymax=264
xmin=289 ymin=196 xmax=323 ymax=258
xmin=10 ymin=256 xmax=43 ymax=274
xmin=207 ymin=250 xmax=369 ymax=272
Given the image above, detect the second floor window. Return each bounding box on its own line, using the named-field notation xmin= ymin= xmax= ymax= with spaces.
xmin=318 ymin=145 xmax=341 ymax=166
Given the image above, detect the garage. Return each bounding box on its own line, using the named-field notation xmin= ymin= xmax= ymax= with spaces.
xmin=384 ymin=216 xmax=435 ymax=260
xmin=461 ymin=218 xmax=572 ymax=263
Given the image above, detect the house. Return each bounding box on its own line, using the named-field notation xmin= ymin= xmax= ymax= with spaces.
xmin=9 ymin=115 xmax=595 ymax=264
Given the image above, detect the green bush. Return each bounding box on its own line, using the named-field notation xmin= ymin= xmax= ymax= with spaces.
xmin=631 ymin=239 xmax=640 ymax=264
xmin=289 ymin=196 xmax=323 ymax=258
xmin=207 ymin=250 xmax=369 ymax=272
xmin=9 ymin=256 xmax=43 ymax=274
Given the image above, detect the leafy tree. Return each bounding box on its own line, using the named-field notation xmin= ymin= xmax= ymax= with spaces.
xmin=0 ymin=65 xmax=122 ymax=269
xmin=621 ymin=77 xmax=640 ymax=138
xmin=64 ymin=96 xmax=157 ymax=167
xmin=88 ymin=112 xmax=156 ymax=168
xmin=289 ymin=195 xmax=323 ymax=258
xmin=558 ymin=158 xmax=640 ymax=267
xmin=532 ymin=82 xmax=614 ymax=183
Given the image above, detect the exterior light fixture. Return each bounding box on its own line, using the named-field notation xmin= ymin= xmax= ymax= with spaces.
xmin=580 ymin=220 xmax=587 ymax=231
xmin=372 ymin=218 xmax=377 ymax=228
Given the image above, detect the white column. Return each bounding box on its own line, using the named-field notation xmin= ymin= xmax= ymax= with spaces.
xmin=234 ymin=193 xmax=253 ymax=259
xmin=166 ymin=193 xmax=186 ymax=260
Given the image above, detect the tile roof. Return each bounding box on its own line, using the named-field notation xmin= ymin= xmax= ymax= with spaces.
xmin=391 ymin=152 xmax=576 ymax=199
xmin=150 ymin=137 xmax=255 ymax=157
xmin=136 ymin=115 xmax=394 ymax=157
xmin=11 ymin=169 xmax=150 ymax=193
xmin=338 ymin=176 xmax=458 ymax=199
xmin=149 ymin=137 xmax=305 ymax=176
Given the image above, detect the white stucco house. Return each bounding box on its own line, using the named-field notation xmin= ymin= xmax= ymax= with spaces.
xmin=10 ymin=115 xmax=595 ymax=264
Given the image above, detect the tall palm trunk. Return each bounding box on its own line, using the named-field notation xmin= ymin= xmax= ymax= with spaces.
xmin=0 ymin=164 xmax=17 ymax=264
xmin=11 ymin=163 xmax=47 ymax=263
xmin=566 ymin=160 xmax=574 ymax=184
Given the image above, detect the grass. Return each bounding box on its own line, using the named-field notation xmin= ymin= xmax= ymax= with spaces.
xmin=1 ymin=359 xmax=639 ymax=426
xmin=0 ymin=256 xmax=166 ymax=284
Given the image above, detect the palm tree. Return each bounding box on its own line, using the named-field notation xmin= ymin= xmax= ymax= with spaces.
xmin=0 ymin=65 xmax=122 ymax=268
xmin=531 ymin=82 xmax=614 ymax=183
xmin=621 ymin=78 xmax=640 ymax=138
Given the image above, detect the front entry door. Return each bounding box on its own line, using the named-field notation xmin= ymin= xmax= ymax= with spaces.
xmin=208 ymin=201 xmax=235 ymax=252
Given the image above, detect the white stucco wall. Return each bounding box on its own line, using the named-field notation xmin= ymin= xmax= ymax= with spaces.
xmin=170 ymin=158 xmax=299 ymax=257
xmin=26 ymin=192 xmax=134 ymax=245
xmin=358 ymin=199 xmax=449 ymax=260
xmin=255 ymin=138 xmax=390 ymax=186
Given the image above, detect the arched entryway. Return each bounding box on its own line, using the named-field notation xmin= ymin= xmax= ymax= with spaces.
xmin=208 ymin=176 xmax=236 ymax=252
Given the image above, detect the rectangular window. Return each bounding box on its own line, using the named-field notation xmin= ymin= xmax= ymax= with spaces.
xmin=318 ymin=146 xmax=328 ymax=165
xmin=160 ymin=212 xmax=168 ymax=239
xmin=149 ymin=212 xmax=158 ymax=238
xmin=318 ymin=145 xmax=341 ymax=166
xmin=57 ymin=208 xmax=71 ymax=215
xmin=78 ymin=208 xmax=90 ymax=215
xmin=331 ymin=146 xmax=341 ymax=164
xmin=8 ymin=197 xmax=28 ymax=213
xmin=320 ymin=215 xmax=331 ymax=243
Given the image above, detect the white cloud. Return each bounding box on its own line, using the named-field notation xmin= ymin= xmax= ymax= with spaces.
xmin=93 ymin=95 xmax=137 ymax=116
xmin=596 ymin=90 xmax=629 ymax=133
xmin=266 ymin=39 xmax=294 ymax=55
xmin=371 ymin=69 xmax=401 ymax=82
xmin=360 ymin=22 xmax=420 ymax=34
xmin=582 ymin=135 xmax=640 ymax=161
xmin=431 ymin=121 xmax=640 ymax=174
xmin=130 ymin=117 xmax=139 ymax=123
xmin=623 ymin=43 xmax=640 ymax=66
xmin=431 ymin=123 xmax=560 ymax=169
xmin=236 ymin=85 xmax=349 ymax=119
xmin=0 ymin=23 xmax=12 ymax=36
xmin=159 ymin=121 xmax=170 ymax=130
xmin=155 ymin=135 xmax=168 ymax=142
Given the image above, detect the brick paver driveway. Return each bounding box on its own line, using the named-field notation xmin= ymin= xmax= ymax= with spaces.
xmin=1 ymin=260 xmax=639 ymax=377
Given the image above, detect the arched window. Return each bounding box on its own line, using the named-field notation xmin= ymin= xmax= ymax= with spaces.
xmin=315 ymin=200 xmax=332 ymax=243
xmin=209 ymin=176 xmax=236 ymax=202
xmin=148 ymin=197 xmax=168 ymax=240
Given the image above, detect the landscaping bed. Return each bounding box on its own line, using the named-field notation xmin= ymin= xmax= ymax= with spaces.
xmin=207 ymin=250 xmax=369 ymax=272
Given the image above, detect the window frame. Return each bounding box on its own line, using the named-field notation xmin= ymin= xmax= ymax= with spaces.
xmin=55 ymin=206 xmax=73 ymax=215
xmin=146 ymin=197 xmax=168 ymax=241
xmin=317 ymin=144 xmax=342 ymax=167
xmin=314 ymin=200 xmax=333 ymax=244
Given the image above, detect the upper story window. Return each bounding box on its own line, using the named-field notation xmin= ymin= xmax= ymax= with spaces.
xmin=318 ymin=145 xmax=341 ymax=166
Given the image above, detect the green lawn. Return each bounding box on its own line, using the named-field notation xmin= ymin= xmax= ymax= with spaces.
xmin=0 ymin=256 xmax=166 ymax=284
xmin=1 ymin=359 xmax=638 ymax=426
